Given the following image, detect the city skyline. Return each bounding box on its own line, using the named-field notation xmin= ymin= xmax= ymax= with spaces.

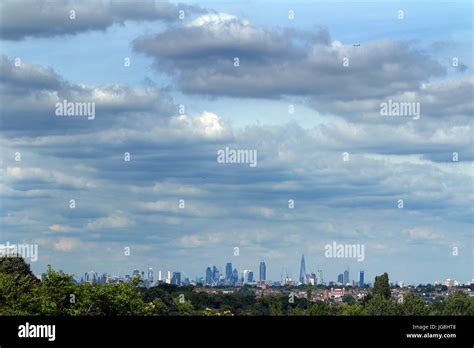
xmin=62 ymin=255 xmax=469 ymax=287
xmin=1 ymin=0 xmax=472 ymax=285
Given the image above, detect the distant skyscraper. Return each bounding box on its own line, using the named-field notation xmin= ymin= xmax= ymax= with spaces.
xmin=343 ymin=270 xmax=349 ymax=285
xmin=225 ymin=262 xmax=233 ymax=281
xmin=147 ymin=268 xmax=154 ymax=283
xmin=205 ymin=267 xmax=212 ymax=285
xmin=299 ymin=254 xmax=307 ymax=284
xmin=259 ymin=261 xmax=266 ymax=281
xmin=359 ymin=271 xmax=364 ymax=287
xmin=212 ymin=266 xmax=219 ymax=283
xmin=242 ymin=270 xmax=249 ymax=283
xmin=171 ymin=272 xmax=181 ymax=285
xmin=337 ymin=273 xmax=344 ymax=284
xmin=232 ymin=268 xmax=239 ymax=284
xmin=316 ymin=270 xmax=323 ymax=285
xmin=248 ymin=271 xmax=254 ymax=282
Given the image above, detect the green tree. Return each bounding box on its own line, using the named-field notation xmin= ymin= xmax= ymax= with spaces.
xmin=373 ymin=273 xmax=391 ymax=299
xmin=400 ymin=294 xmax=430 ymax=315
xmin=173 ymin=296 xmax=195 ymax=316
xmin=306 ymin=284 xmax=313 ymax=301
xmin=0 ymin=273 xmax=50 ymax=315
xmin=342 ymin=294 xmax=356 ymax=305
xmin=268 ymin=297 xmax=283 ymax=316
xmin=308 ymin=300 xmax=332 ymax=316
xmin=288 ymin=306 xmax=305 ymax=316
xmin=425 ymin=284 xmax=435 ymax=293
xmin=40 ymin=265 xmax=78 ymax=315
xmin=77 ymin=277 xmax=149 ymax=315
xmin=366 ymin=295 xmax=397 ymax=315
xmin=0 ymin=256 xmax=36 ymax=279
xmin=151 ymin=298 xmax=170 ymax=316
xmin=338 ymin=303 xmax=367 ymax=316
xmin=438 ymin=292 xmax=474 ymax=315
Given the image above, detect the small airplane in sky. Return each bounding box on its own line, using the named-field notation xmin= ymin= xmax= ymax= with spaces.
xmin=353 ymin=43 xmax=361 ymax=47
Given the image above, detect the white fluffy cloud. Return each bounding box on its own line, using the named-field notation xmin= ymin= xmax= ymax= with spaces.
xmin=85 ymin=212 xmax=132 ymax=230
xmin=53 ymin=237 xmax=79 ymax=251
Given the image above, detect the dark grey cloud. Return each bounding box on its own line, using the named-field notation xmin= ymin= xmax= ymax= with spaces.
xmin=0 ymin=55 xmax=62 ymax=92
xmin=0 ymin=55 xmax=174 ymax=135
xmin=134 ymin=13 xmax=445 ymax=102
xmin=310 ymin=75 xmax=474 ymax=123
xmin=0 ymin=0 xmax=203 ymax=40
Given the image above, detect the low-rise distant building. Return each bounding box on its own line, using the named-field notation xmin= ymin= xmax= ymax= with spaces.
xmin=444 ymin=278 xmax=455 ymax=287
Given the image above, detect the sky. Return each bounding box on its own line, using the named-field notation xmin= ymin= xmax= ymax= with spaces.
xmin=0 ymin=0 xmax=472 ymax=285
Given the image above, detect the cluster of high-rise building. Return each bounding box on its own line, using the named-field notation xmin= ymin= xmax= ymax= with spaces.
xmin=297 ymin=254 xmax=365 ymax=287
xmin=79 ymin=267 xmax=190 ymax=287
xmin=76 ymin=258 xmax=470 ymax=289
xmin=200 ymin=254 xmax=366 ymax=288
xmin=203 ymin=261 xmax=267 ymax=286
xmin=297 ymin=254 xmax=324 ymax=286
xmin=78 ymin=254 xmax=370 ymax=288
xmin=335 ymin=269 xmax=365 ymax=287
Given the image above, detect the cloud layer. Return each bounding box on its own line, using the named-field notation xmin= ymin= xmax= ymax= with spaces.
xmin=134 ymin=14 xmax=444 ymax=100
xmin=0 ymin=0 xmax=201 ymax=40
xmin=0 ymin=4 xmax=472 ymax=284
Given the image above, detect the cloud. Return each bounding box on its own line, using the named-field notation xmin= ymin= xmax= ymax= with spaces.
xmin=170 ymin=111 xmax=229 ymax=139
xmin=405 ymin=227 xmax=440 ymax=241
xmin=255 ymin=207 xmax=275 ymax=218
xmin=130 ymin=181 xmax=203 ymax=196
xmin=0 ymin=184 xmax=51 ymax=199
xmin=135 ymin=13 xmax=328 ymax=58
xmin=175 ymin=229 xmax=278 ymax=249
xmin=134 ymin=13 xmax=445 ymax=103
xmin=0 ymin=55 xmax=174 ymax=136
xmin=1 ymin=6 xmax=472 ymax=284
xmin=49 ymin=224 xmax=77 ymax=232
xmin=179 ymin=234 xmax=203 ymax=247
xmin=5 ymin=166 xmax=95 ymax=189
xmin=133 ymin=13 xmax=474 ymax=125
xmin=0 ymin=55 xmax=61 ymax=90
xmin=85 ymin=212 xmax=132 ymax=230
xmin=0 ymin=0 xmax=202 ymax=40
xmin=53 ymin=237 xmax=79 ymax=251
xmin=312 ymin=75 xmax=474 ymax=122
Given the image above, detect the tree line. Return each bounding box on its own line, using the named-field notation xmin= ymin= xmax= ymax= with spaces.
xmin=1 ymin=257 xmax=472 ymax=316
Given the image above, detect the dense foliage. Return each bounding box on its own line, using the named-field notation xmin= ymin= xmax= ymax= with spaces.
xmin=1 ymin=258 xmax=473 ymax=316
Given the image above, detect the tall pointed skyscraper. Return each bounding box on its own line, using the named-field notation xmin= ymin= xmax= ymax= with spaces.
xmin=299 ymin=254 xmax=307 ymax=284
